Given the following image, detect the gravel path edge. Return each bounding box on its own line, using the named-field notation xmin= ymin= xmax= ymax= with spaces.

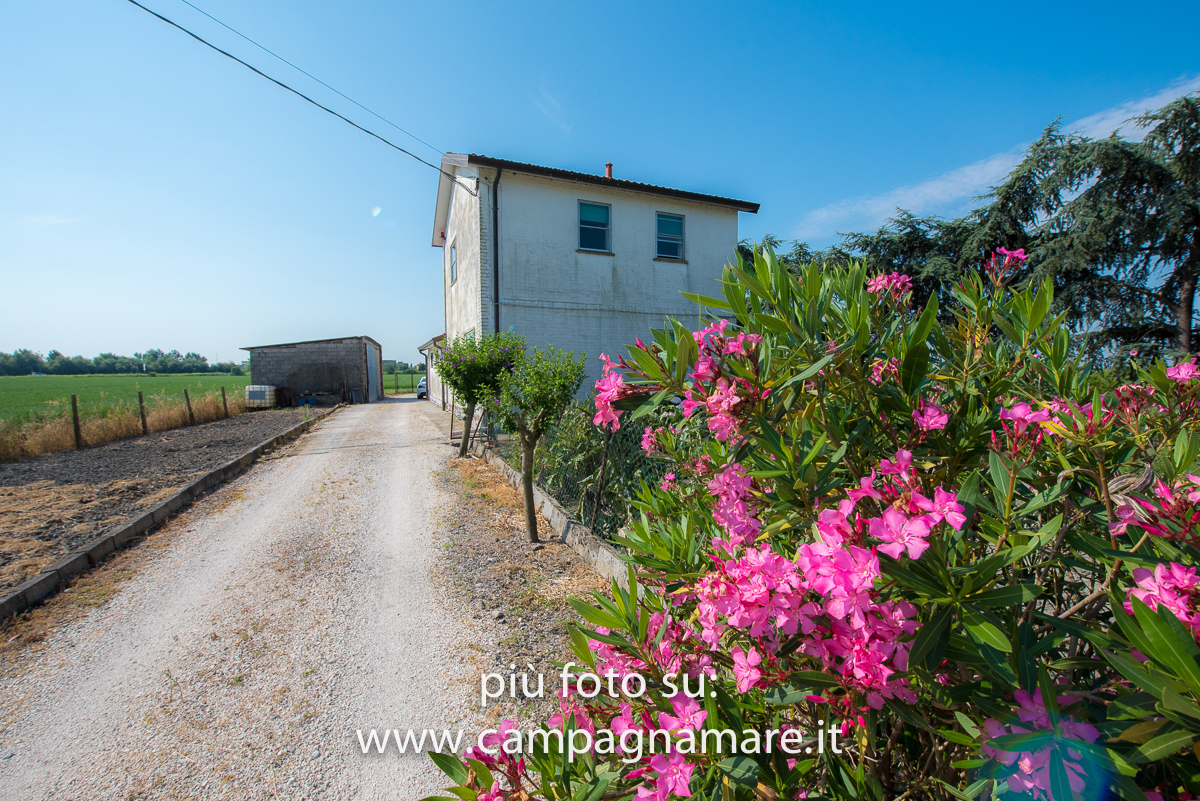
xmin=0 ymin=405 xmax=341 ymax=623
xmin=470 ymin=439 xmax=629 ymax=588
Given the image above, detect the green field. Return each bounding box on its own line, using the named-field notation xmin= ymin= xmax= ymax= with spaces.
xmin=0 ymin=374 xmax=252 ymax=422
xmin=383 ymin=373 xmax=423 ymax=394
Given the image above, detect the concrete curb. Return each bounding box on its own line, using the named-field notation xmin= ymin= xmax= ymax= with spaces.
xmin=472 ymin=441 xmax=628 ymax=589
xmin=0 ymin=407 xmax=339 ymax=623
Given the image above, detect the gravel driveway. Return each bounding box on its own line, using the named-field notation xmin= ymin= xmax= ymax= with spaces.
xmin=0 ymin=398 xmax=482 ymax=799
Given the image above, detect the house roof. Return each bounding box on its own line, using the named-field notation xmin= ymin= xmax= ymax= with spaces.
xmin=417 ymin=333 xmax=445 ymax=353
xmin=241 ymin=336 xmax=381 ymax=351
xmin=431 ymin=152 xmax=758 ymax=246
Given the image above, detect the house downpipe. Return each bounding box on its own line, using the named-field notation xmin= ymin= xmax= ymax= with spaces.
xmin=492 ymin=167 xmax=502 ymax=333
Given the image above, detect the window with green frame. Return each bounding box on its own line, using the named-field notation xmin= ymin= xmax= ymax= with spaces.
xmin=579 ymin=201 xmax=611 ymax=252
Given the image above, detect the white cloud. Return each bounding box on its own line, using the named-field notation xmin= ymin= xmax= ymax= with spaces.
xmin=793 ymin=75 xmax=1200 ymax=242
xmin=15 ymin=214 xmax=83 ymax=227
xmin=531 ymin=81 xmax=570 ymax=134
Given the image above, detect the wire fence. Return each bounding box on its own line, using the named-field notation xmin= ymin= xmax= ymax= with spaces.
xmin=495 ymin=404 xmax=670 ymax=541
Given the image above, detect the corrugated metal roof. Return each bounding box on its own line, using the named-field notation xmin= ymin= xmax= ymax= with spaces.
xmin=466 ymin=155 xmax=759 ymax=213
xmin=241 ymin=336 xmax=381 ymax=351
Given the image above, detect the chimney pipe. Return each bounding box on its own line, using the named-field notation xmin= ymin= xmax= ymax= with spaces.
xmin=605 ymin=162 xmax=613 ymax=179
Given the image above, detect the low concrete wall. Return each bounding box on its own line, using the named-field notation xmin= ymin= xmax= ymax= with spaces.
xmin=472 ymin=441 xmax=628 ymax=589
xmin=0 ymin=408 xmax=338 ymax=623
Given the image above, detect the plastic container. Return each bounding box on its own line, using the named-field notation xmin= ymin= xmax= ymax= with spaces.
xmin=245 ymin=385 xmax=276 ymax=409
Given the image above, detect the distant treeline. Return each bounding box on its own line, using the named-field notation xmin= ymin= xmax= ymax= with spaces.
xmin=0 ymin=349 xmax=244 ymax=376
xmin=386 ymin=361 xmax=424 ymax=375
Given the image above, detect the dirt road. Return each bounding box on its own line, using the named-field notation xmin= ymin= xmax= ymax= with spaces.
xmin=0 ymin=398 xmax=481 ymax=800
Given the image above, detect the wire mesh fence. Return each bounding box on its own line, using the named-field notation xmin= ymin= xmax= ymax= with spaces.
xmin=495 ymin=404 xmax=671 ymax=541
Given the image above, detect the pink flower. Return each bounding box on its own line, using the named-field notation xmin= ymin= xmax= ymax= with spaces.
xmin=997 ymin=247 xmax=1028 ymax=263
xmin=879 ymin=450 xmax=913 ymax=476
xmin=912 ymin=397 xmax=948 ymax=431
xmin=658 ymin=694 xmax=707 ymax=733
xmin=660 ymin=472 xmax=677 ymax=491
xmin=999 ymin=402 xmax=1050 ymax=434
xmin=478 ymin=782 xmax=504 ymax=801
xmin=930 ymin=487 xmax=966 ymax=530
xmin=643 ymin=751 xmax=695 ymax=799
xmin=1168 ymin=359 xmax=1199 ymax=383
xmin=981 ymin=690 xmax=1098 ymax=800
xmin=732 ymin=646 xmax=763 ymax=692
xmin=1125 ymin=562 xmax=1200 ymax=633
xmin=593 ymin=354 xmax=625 ymax=431
xmin=868 ymin=507 xmax=931 ymax=560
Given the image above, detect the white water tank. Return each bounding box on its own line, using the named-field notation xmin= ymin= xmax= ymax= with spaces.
xmin=245 ymin=385 xmax=276 ymax=409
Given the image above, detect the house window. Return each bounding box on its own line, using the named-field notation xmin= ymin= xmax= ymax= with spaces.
xmin=450 ymin=245 xmax=457 ymax=284
xmin=656 ymin=213 xmax=684 ymax=260
xmin=579 ymin=201 xmax=611 ymax=252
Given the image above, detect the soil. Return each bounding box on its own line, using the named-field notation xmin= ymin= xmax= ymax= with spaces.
xmin=432 ymin=455 xmax=610 ymax=726
xmin=0 ymin=408 xmax=321 ymax=593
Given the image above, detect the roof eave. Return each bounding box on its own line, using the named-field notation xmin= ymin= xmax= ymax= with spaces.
xmin=466 ymin=154 xmax=758 ymax=213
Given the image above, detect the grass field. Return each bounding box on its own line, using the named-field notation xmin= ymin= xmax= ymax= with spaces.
xmin=0 ymin=374 xmax=252 ymax=423
xmin=383 ymin=373 xmax=423 ymax=394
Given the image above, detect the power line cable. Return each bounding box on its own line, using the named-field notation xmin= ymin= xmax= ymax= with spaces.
xmin=122 ymin=0 xmax=475 ymax=195
xmin=175 ymin=0 xmax=441 ymax=155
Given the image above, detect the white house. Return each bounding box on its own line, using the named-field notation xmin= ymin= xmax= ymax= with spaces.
xmin=422 ymin=154 xmax=758 ymax=406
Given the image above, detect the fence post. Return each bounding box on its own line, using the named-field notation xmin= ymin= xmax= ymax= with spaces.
xmin=70 ymin=394 xmax=82 ymax=449
xmin=138 ymin=391 xmax=148 ymax=435
xmin=450 ymin=400 xmax=455 ymax=442
xmin=394 ymin=371 xmax=398 ymax=394
xmin=184 ymin=388 xmax=195 ymax=425
xmin=221 ymin=386 xmax=229 ymax=418
xmin=589 ymin=428 xmax=613 ymax=535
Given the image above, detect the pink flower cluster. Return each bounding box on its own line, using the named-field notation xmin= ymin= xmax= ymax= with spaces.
xmin=707 ymin=463 xmax=762 ymax=550
xmin=912 ymin=396 xmax=948 ymax=432
xmin=1168 ymin=358 xmax=1199 ymax=383
xmin=1113 ymin=476 xmax=1200 ymax=545
xmin=691 ymin=453 xmax=966 ymax=709
xmin=680 ymin=320 xmax=762 ymax=442
xmin=1124 ymin=562 xmax=1200 ymax=634
xmin=593 ymin=353 xmax=626 ymax=431
xmin=981 ymin=690 xmax=1098 ymax=799
xmin=866 ymin=272 xmax=913 ymax=302
xmin=869 ymin=358 xmax=899 ymax=386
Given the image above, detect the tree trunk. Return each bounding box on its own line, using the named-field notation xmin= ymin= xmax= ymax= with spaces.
xmin=458 ymin=401 xmax=476 ymax=457
xmin=521 ymin=433 xmax=538 ymax=542
xmin=1181 ymin=248 xmax=1200 ymax=355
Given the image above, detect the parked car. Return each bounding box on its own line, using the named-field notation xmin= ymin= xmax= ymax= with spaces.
xmin=416 ymin=377 xmax=427 ymax=399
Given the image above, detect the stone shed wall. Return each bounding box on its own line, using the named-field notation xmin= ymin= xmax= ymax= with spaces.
xmin=249 ymin=339 xmax=369 ymax=397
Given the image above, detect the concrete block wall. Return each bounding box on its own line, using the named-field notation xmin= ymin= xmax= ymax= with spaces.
xmin=249 ymin=339 xmax=370 ymax=396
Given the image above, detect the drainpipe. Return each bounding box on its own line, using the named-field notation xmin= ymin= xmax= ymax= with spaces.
xmin=492 ymin=168 xmax=501 ymax=332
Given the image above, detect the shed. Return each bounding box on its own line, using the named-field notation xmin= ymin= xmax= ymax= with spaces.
xmin=241 ymin=336 xmax=384 ymax=404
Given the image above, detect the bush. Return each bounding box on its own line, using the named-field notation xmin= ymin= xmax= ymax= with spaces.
xmin=431 ymin=246 xmax=1200 ymax=800
xmin=435 ymin=330 xmax=525 ymax=457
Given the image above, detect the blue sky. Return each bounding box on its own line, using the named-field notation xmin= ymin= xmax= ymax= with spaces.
xmin=2 ymin=0 xmax=1197 ymax=366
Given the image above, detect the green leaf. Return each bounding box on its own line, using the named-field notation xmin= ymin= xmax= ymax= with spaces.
xmin=1131 ymin=598 xmax=1200 ymax=696
xmin=567 ymin=599 xmax=625 ymax=631
xmin=900 ymin=341 xmax=929 ymax=397
xmin=717 ymin=756 xmax=759 ymax=788
xmin=966 ymin=584 xmax=1044 ymax=608
xmin=988 ymin=451 xmax=1012 ymax=503
xmin=908 ymin=606 xmax=953 ymax=670
xmin=1130 ymin=726 xmax=1197 ymax=763
xmin=1108 ymin=692 xmax=1160 ymax=720
xmin=679 ymin=291 xmax=731 ymax=309
xmin=429 ymin=752 xmax=470 ymax=785
xmin=567 ymin=624 xmax=597 ymax=671
xmin=963 ymin=607 xmax=1012 ymax=652
xmin=910 ymin=294 xmax=940 ymax=345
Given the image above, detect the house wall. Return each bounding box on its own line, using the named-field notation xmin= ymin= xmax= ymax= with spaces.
xmin=443 ymin=166 xmax=493 ymax=344
xmin=248 ymin=338 xmax=376 ymax=400
xmin=495 ymin=171 xmax=740 ymax=389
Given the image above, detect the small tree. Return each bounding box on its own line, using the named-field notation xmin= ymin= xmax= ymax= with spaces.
xmin=434 ymin=330 xmax=525 ymax=457
xmin=488 ymin=345 xmax=585 ymax=542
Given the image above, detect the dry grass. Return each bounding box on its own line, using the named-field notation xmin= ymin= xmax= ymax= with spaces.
xmin=0 ymin=390 xmax=248 ymax=463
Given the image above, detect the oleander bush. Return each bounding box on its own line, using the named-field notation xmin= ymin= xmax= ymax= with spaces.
xmin=429 ymin=246 xmax=1200 ymax=801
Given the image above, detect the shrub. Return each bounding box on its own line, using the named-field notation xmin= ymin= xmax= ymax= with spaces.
xmin=431 ymin=247 xmax=1200 ymax=800
xmin=435 ymin=330 xmax=526 ymax=457
xmin=488 ymin=345 xmax=585 ymax=542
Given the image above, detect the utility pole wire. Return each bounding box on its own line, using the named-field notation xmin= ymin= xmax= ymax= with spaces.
xmin=122 ymin=0 xmax=475 ymax=195
xmin=175 ymin=0 xmax=442 ymax=156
